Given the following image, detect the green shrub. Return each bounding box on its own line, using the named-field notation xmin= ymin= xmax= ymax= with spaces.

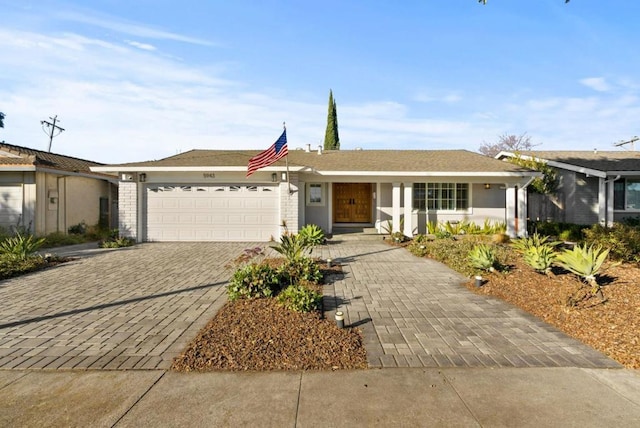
xmin=272 ymin=234 xmax=307 ymax=262
xmin=468 ymin=244 xmax=498 ymax=272
xmin=0 ymin=233 xmax=46 ymax=261
xmin=556 ymin=244 xmax=610 ymax=302
xmin=582 ymin=223 xmax=640 ymax=263
xmin=227 ymin=263 xmax=282 ymax=300
xmin=522 ymin=245 xmax=556 ymax=275
xmin=41 ymin=232 xmax=87 ymax=248
xmin=0 ymin=256 xmax=47 ymax=280
xmin=277 ymin=284 xmax=322 ymax=313
xmin=279 ymin=257 xmax=322 ymax=285
xmin=511 ymin=233 xmax=560 ymax=254
xmin=529 ymin=221 xmax=585 ymax=241
xmin=298 ymin=224 xmax=325 ymax=250
xmin=68 ymin=221 xmax=87 ymax=235
xmin=99 ymin=237 xmax=135 ymax=248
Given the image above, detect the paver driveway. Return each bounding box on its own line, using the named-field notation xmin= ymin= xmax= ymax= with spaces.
xmin=0 ymin=240 xmax=620 ymax=371
xmin=318 ymin=239 xmax=620 ymax=369
xmin=0 ymin=243 xmax=250 ymax=370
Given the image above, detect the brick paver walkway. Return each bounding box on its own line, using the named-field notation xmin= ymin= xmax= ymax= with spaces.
xmin=318 ymin=239 xmax=620 ymax=369
xmin=0 ymin=243 xmax=251 ymax=370
xmin=1 ymin=240 xmax=620 ymax=371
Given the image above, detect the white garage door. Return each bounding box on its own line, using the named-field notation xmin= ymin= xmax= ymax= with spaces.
xmin=146 ymin=184 xmax=280 ymax=242
xmin=0 ymin=185 xmax=23 ymax=231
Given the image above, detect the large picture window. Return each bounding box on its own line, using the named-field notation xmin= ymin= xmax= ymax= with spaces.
xmin=413 ymin=182 xmax=469 ymax=211
xmin=615 ymin=179 xmax=640 ymax=211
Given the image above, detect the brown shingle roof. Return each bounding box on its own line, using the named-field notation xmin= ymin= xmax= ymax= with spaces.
xmin=517 ymin=151 xmax=640 ymax=172
xmin=0 ymin=142 xmax=104 ymax=172
xmin=113 ymin=149 xmax=531 ymax=173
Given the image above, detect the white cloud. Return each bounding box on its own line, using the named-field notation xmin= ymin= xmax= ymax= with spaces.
xmin=54 ymin=10 xmax=216 ymax=46
xmin=127 ymin=41 xmax=157 ymax=51
xmin=580 ymin=77 xmax=611 ymax=92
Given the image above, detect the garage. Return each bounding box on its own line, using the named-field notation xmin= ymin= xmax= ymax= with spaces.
xmin=145 ymin=184 xmax=280 ymax=242
xmin=0 ymin=185 xmax=22 ymax=231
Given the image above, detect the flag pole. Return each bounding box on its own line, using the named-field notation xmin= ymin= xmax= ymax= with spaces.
xmin=283 ymin=122 xmax=291 ymax=194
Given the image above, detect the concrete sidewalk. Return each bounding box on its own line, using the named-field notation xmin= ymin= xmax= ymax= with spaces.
xmin=1 ymin=367 xmax=639 ymax=427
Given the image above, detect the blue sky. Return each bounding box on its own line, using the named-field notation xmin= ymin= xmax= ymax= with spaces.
xmin=1 ymin=0 xmax=639 ymax=163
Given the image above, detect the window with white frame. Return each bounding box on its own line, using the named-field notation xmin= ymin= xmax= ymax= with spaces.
xmin=307 ymin=183 xmax=324 ymax=206
xmin=412 ymin=182 xmax=469 ymax=211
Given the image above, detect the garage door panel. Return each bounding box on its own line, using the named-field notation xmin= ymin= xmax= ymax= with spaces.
xmin=0 ymin=185 xmax=23 ymax=229
xmin=146 ymin=185 xmax=279 ymax=242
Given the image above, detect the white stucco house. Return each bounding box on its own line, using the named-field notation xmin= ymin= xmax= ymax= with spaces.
xmin=497 ymin=150 xmax=640 ymax=227
xmin=91 ymin=147 xmax=539 ymax=242
xmin=0 ymin=142 xmax=118 ymax=235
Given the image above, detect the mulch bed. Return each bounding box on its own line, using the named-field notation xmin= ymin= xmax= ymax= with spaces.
xmin=463 ymin=258 xmax=640 ymax=369
xmin=171 ymin=261 xmax=368 ymax=372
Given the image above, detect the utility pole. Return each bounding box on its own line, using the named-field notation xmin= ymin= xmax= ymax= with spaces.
xmin=614 ymin=136 xmax=638 ymax=151
xmin=41 ymin=115 xmax=65 ymax=152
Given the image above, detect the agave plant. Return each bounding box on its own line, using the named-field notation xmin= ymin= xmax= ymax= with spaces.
xmin=522 ymin=244 xmax=556 ymax=275
xmin=555 ymin=244 xmax=610 ymax=300
xmin=298 ymin=224 xmax=325 ymax=251
xmin=511 ymin=233 xmax=560 ymax=254
xmin=0 ymin=232 xmax=45 ymax=261
xmin=468 ymin=244 xmax=497 ymax=272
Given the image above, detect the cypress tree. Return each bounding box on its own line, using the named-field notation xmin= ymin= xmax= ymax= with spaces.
xmin=323 ymin=90 xmax=340 ymax=150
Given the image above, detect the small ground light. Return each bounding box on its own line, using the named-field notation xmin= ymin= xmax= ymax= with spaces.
xmin=335 ymin=311 xmax=344 ymax=328
xmin=475 ymin=275 xmax=483 ymax=287
xmin=326 ymin=258 xmax=333 ymax=267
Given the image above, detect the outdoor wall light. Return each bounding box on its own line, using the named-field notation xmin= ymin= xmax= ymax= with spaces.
xmin=271 ymin=173 xmax=278 ymax=182
xmin=281 ymin=171 xmax=287 ymax=181
xmin=484 ymin=183 xmax=491 ymax=189
xmin=139 ymin=173 xmax=147 ymax=182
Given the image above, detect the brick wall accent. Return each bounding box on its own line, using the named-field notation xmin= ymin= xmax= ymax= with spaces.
xmin=280 ymin=172 xmax=299 ymax=234
xmin=118 ymin=181 xmax=138 ymax=240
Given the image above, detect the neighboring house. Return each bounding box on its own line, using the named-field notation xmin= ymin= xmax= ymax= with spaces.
xmin=0 ymin=142 xmax=118 ymax=235
xmin=91 ymin=148 xmax=540 ymax=242
xmin=497 ymin=150 xmax=640 ymax=227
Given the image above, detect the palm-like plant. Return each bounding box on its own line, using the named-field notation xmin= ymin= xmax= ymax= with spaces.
xmin=523 ymin=245 xmax=556 ymax=275
xmin=555 ymin=244 xmax=610 ymax=300
xmin=468 ymin=244 xmax=497 ymax=272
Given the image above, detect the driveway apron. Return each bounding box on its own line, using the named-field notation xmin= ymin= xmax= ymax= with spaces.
xmin=0 ymin=243 xmax=251 ymax=370
xmin=318 ymin=239 xmax=620 ymax=369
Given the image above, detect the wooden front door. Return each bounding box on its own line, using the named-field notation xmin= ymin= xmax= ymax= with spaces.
xmin=333 ymin=183 xmax=372 ymax=223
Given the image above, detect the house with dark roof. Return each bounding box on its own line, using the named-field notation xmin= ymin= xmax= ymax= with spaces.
xmin=92 ymin=147 xmax=539 ymax=242
xmin=0 ymin=142 xmax=118 ymax=235
xmin=497 ymin=150 xmax=640 ymax=227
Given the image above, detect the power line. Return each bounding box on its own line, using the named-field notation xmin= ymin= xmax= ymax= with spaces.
xmin=613 ymin=136 xmax=639 ymax=151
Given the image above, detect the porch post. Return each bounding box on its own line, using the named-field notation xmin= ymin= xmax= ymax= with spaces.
xmin=607 ymin=179 xmax=615 ymax=227
xmin=598 ymin=178 xmax=606 ymax=226
xmin=517 ymin=185 xmax=527 ymax=237
xmin=505 ymin=184 xmax=516 ymax=237
xmin=403 ymin=182 xmax=413 ymax=237
xmin=392 ymin=182 xmax=401 ymax=233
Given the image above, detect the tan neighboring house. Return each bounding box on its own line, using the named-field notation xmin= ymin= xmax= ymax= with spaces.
xmin=92 ymin=147 xmax=540 ymax=242
xmin=0 ymin=142 xmax=118 ymax=235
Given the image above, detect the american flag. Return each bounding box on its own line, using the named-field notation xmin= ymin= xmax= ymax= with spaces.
xmin=246 ymin=129 xmax=288 ymax=177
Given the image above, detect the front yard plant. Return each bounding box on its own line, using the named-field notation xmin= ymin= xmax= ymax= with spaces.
xmin=174 ymin=225 xmax=367 ymax=371
xmin=406 ymin=229 xmax=640 ymax=369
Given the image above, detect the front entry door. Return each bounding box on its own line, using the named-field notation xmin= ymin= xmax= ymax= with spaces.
xmin=333 ymin=183 xmax=372 ymax=223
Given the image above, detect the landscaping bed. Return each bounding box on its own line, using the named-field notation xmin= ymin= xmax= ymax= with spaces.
xmin=171 ymin=297 xmax=367 ymax=371
xmin=464 ymin=258 xmax=640 ymax=369
xmin=407 ymin=230 xmax=640 ymax=370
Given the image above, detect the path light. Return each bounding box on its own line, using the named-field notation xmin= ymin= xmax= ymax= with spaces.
xmin=326 ymin=258 xmax=333 ymax=267
xmin=475 ymin=275 xmax=483 ymax=287
xmin=335 ymin=311 xmax=344 ymax=328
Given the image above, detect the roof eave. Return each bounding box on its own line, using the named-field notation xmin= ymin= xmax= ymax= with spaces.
xmin=496 ymin=151 xmax=607 ymax=179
